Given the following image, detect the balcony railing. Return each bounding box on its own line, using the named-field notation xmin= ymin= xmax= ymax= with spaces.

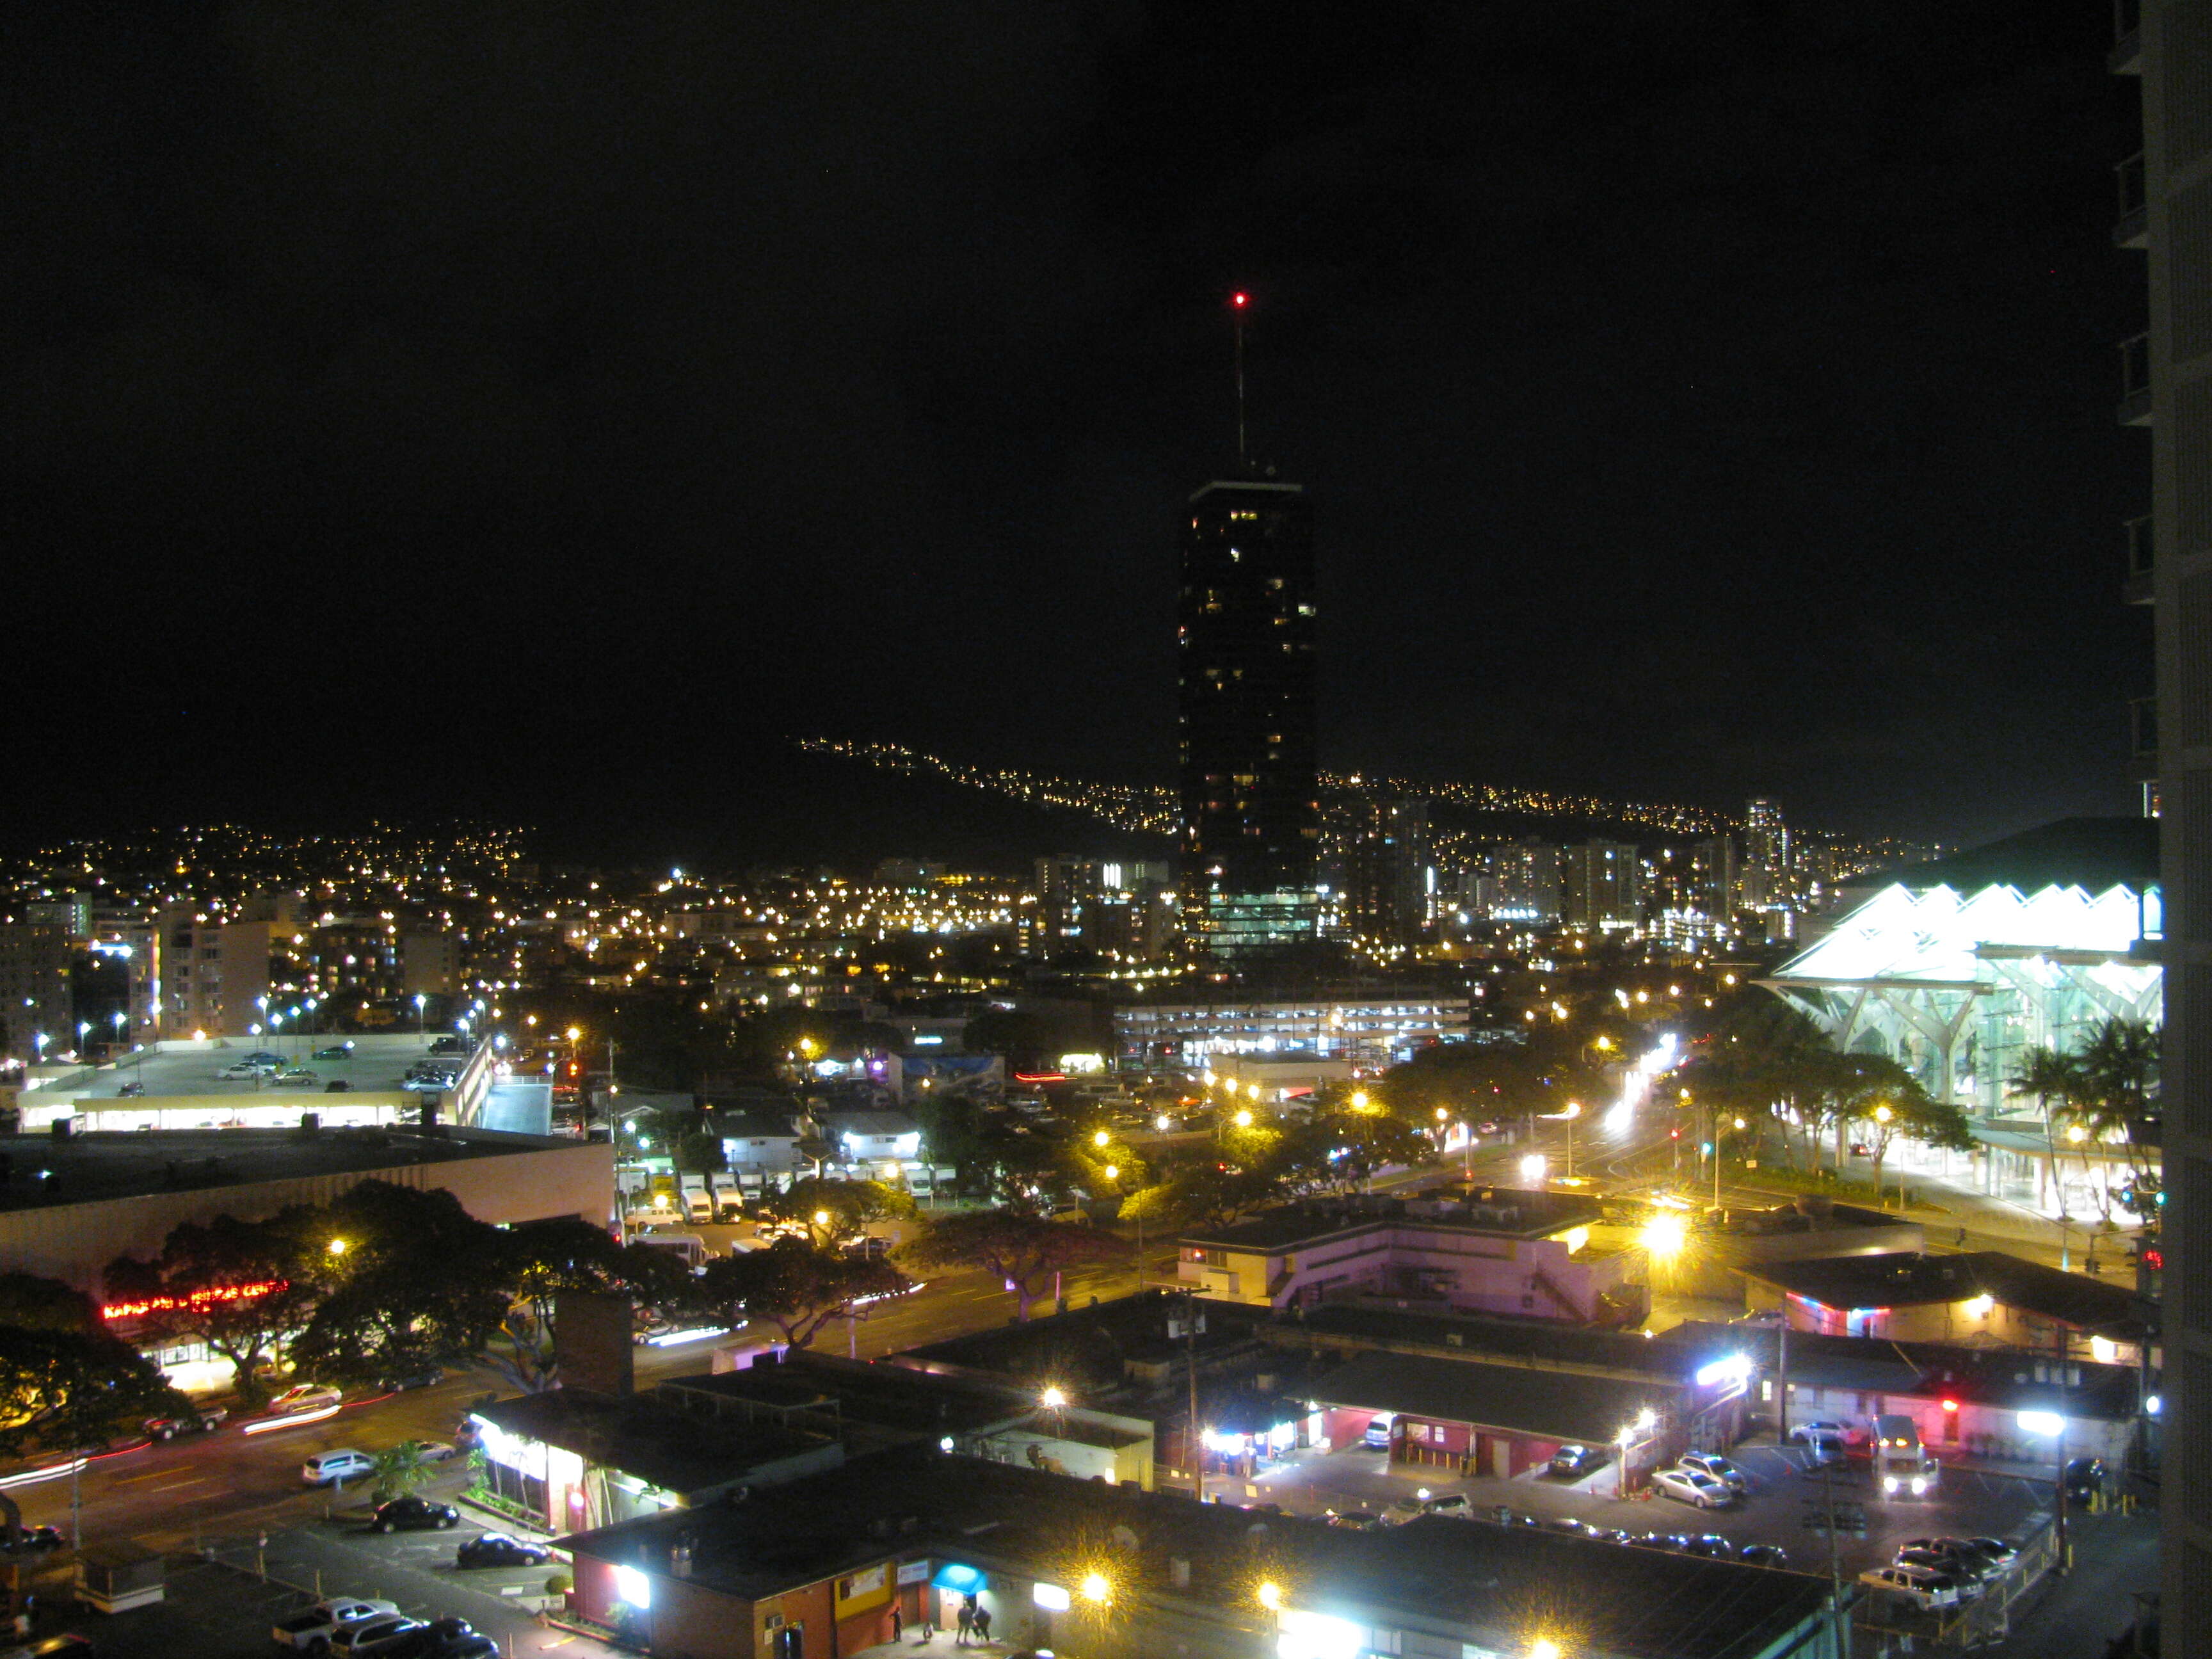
xmin=2116 ymin=153 xmax=2147 ymax=248
xmin=2113 ymin=0 xmax=2142 ymax=72
xmin=2124 ymin=514 xmax=2154 ymax=604
xmin=2120 ymin=333 xmax=2153 ymax=426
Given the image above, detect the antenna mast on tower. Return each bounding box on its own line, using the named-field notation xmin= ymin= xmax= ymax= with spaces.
xmin=1231 ymin=291 xmax=1249 ymax=469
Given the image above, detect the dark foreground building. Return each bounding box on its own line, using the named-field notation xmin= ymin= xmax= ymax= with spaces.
xmin=558 ymin=1441 xmax=1843 ymax=1659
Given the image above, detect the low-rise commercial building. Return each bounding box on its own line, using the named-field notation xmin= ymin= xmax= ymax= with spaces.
xmin=471 ymin=1384 xmax=846 ymax=1534
xmin=557 ymin=1442 xmax=1843 ymax=1659
xmin=1667 ymin=1319 xmax=2142 ymax=1473
xmin=1179 ymin=1190 xmax=1644 ymax=1325
xmin=1740 ymin=1250 xmax=2151 ymax=1366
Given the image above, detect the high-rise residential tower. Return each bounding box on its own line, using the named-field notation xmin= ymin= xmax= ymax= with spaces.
xmin=1177 ymin=478 xmax=1320 ymax=959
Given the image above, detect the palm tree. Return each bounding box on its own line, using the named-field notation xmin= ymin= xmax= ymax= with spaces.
xmin=2010 ymin=1046 xmax=2087 ymax=1266
xmin=369 ymin=1440 xmax=434 ymax=1503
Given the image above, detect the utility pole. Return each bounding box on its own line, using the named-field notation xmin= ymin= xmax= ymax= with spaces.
xmin=1184 ymin=1290 xmax=1205 ymax=1503
xmin=1775 ymin=1318 xmax=1791 ymax=1445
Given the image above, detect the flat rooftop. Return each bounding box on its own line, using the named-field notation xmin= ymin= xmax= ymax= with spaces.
xmin=561 ymin=1443 xmax=1831 ymax=1659
xmin=478 ymin=1387 xmax=838 ymax=1496
xmin=36 ymin=1035 xmax=468 ymax=1101
xmin=1745 ymin=1251 xmax=2147 ymax=1337
xmin=1310 ymin=1349 xmax=1683 ymax=1445
xmin=0 ymin=1125 xmax=562 ymax=1212
xmin=1183 ymin=1187 xmax=1603 ymax=1251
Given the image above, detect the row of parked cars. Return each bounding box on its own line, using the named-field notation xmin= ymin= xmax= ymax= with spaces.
xmin=273 ymin=1601 xmax=492 ymax=1659
xmin=1859 ymin=1536 xmax=2023 ymax=1611
xmin=1316 ymin=1495 xmax=1797 ymax=1569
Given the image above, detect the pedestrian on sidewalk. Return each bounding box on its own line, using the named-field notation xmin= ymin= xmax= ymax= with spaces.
xmin=1956 ymin=1226 xmax=1968 ymax=1248
xmin=892 ymin=1605 xmax=904 ymax=1643
xmin=956 ymin=1604 xmax=974 ymax=1646
xmin=919 ymin=1606 xmax=938 ymax=1643
xmin=975 ymin=1607 xmax=993 ymax=1645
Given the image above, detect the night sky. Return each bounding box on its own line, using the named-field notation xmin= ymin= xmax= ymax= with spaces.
xmin=4 ymin=1 xmax=2148 ymax=864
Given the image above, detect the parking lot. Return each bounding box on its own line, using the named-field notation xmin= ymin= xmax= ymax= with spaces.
xmin=1241 ymin=1434 xmax=2057 ymax=1580
xmin=12 ymin=1510 xmax=613 ymax=1659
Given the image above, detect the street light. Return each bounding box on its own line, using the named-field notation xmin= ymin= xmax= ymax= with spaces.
xmin=1519 ymin=1153 xmax=1548 ymax=1185
xmin=326 ymin=1238 xmax=348 ymax=1258
xmin=1093 ymin=1129 xmax=1111 ymax=1148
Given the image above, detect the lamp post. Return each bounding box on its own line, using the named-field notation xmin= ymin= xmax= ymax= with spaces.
xmin=413 ymin=993 xmax=428 ymax=1038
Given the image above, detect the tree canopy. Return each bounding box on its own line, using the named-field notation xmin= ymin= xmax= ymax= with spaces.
xmin=690 ymin=1239 xmax=908 ymax=1350
xmin=900 ymin=1211 xmax=1131 ymax=1321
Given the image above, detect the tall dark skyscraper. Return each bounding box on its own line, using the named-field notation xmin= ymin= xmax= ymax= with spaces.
xmin=1177 ymin=477 xmax=1320 ymax=959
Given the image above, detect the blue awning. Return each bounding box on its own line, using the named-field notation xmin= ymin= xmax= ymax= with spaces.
xmin=933 ymin=1563 xmax=985 ymax=1593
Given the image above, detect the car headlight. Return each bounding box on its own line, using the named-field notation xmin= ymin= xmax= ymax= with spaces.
xmin=1910 ymin=1477 xmax=1927 ymax=1495
xmin=1882 ymin=1476 xmax=1898 ymax=1493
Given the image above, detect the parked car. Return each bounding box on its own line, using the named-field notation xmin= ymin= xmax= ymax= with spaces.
xmin=1362 ymin=1416 xmax=1395 ymax=1449
xmin=454 ymin=1533 xmax=552 ymax=1569
xmin=271 ymin=1598 xmax=401 ymax=1653
xmin=1903 ymin=1537 xmax=2006 ymax=1576
xmin=365 ymin=1495 xmax=460 ymax=1533
xmin=329 ymin=1615 xmax=424 ymax=1659
xmin=219 ymin=1062 xmax=265 ymax=1079
xmin=1679 ymin=1534 xmax=1735 ymax=1559
xmin=145 ymin=1405 xmax=226 ymax=1439
xmin=413 ymin=1440 xmax=458 ymax=1463
xmin=380 ymin=1367 xmax=444 ymax=1393
xmin=428 ymin=1038 xmax=472 ymax=1056
xmin=268 ymin=1382 xmax=343 ymax=1416
xmin=2064 ymin=1457 xmax=2108 ymax=1507
xmin=303 ymin=1450 xmax=375 ymax=1486
xmin=1789 ymin=1420 xmax=1851 ymax=1443
xmin=242 ymin=1050 xmax=285 ymax=1066
xmin=1739 ymin=1544 xmax=1791 ymax=1568
xmin=1548 ymin=1443 xmax=1611 ymax=1478
xmin=1420 ymin=1493 xmax=1471 ymax=1518
xmin=314 ymin=1045 xmax=356 ymax=1061
xmin=0 ymin=1527 xmax=65 ymax=1554
xmin=1652 ymin=1468 xmax=1735 ymax=1509
xmin=1676 ymin=1452 xmax=1747 ymax=1491
xmin=117 ymin=1081 xmax=145 ymax=1096
xmin=1325 ymin=1509 xmax=1385 ymax=1531
xmin=389 ymin=1619 xmax=490 ymax=1659
xmin=278 ymin=1068 xmax=319 ymax=1084
xmin=1897 ymin=1548 xmax=1985 ymax=1594
xmin=1858 ymin=1564 xmax=1963 ymax=1610
xmin=1628 ymin=1533 xmax=1690 ymax=1553
xmin=325 ymin=1080 xmax=352 ymax=1093
xmin=1959 ymin=1536 xmax=2021 ymax=1567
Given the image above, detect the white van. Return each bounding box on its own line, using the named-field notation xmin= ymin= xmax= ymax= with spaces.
xmin=302 ymin=1449 xmax=374 ymax=1486
xmin=685 ymin=1188 xmax=716 ymax=1224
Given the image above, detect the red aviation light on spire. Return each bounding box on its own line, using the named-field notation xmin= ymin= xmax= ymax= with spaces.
xmin=1231 ymin=291 xmax=1249 ymax=309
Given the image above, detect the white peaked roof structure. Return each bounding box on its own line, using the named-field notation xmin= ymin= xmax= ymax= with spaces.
xmin=1764 ymin=820 xmax=2160 ymax=1118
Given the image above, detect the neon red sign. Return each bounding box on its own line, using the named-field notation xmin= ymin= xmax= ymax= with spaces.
xmin=102 ymin=1279 xmax=287 ymax=1321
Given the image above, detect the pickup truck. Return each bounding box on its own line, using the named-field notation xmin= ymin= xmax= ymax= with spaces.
xmin=271 ymin=1598 xmax=400 ymax=1653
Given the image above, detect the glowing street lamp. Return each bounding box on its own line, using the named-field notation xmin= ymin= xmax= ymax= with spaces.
xmin=1093 ymin=1129 xmax=1111 ymax=1148
xmin=326 ymin=1238 xmax=349 ymax=1258
xmin=1234 ymin=1108 xmax=1254 ymax=1128
xmin=1519 ymin=1152 xmax=1548 ymax=1185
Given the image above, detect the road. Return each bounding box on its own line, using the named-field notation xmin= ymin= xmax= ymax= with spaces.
xmin=6 ymin=1240 xmax=1178 ymax=1552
